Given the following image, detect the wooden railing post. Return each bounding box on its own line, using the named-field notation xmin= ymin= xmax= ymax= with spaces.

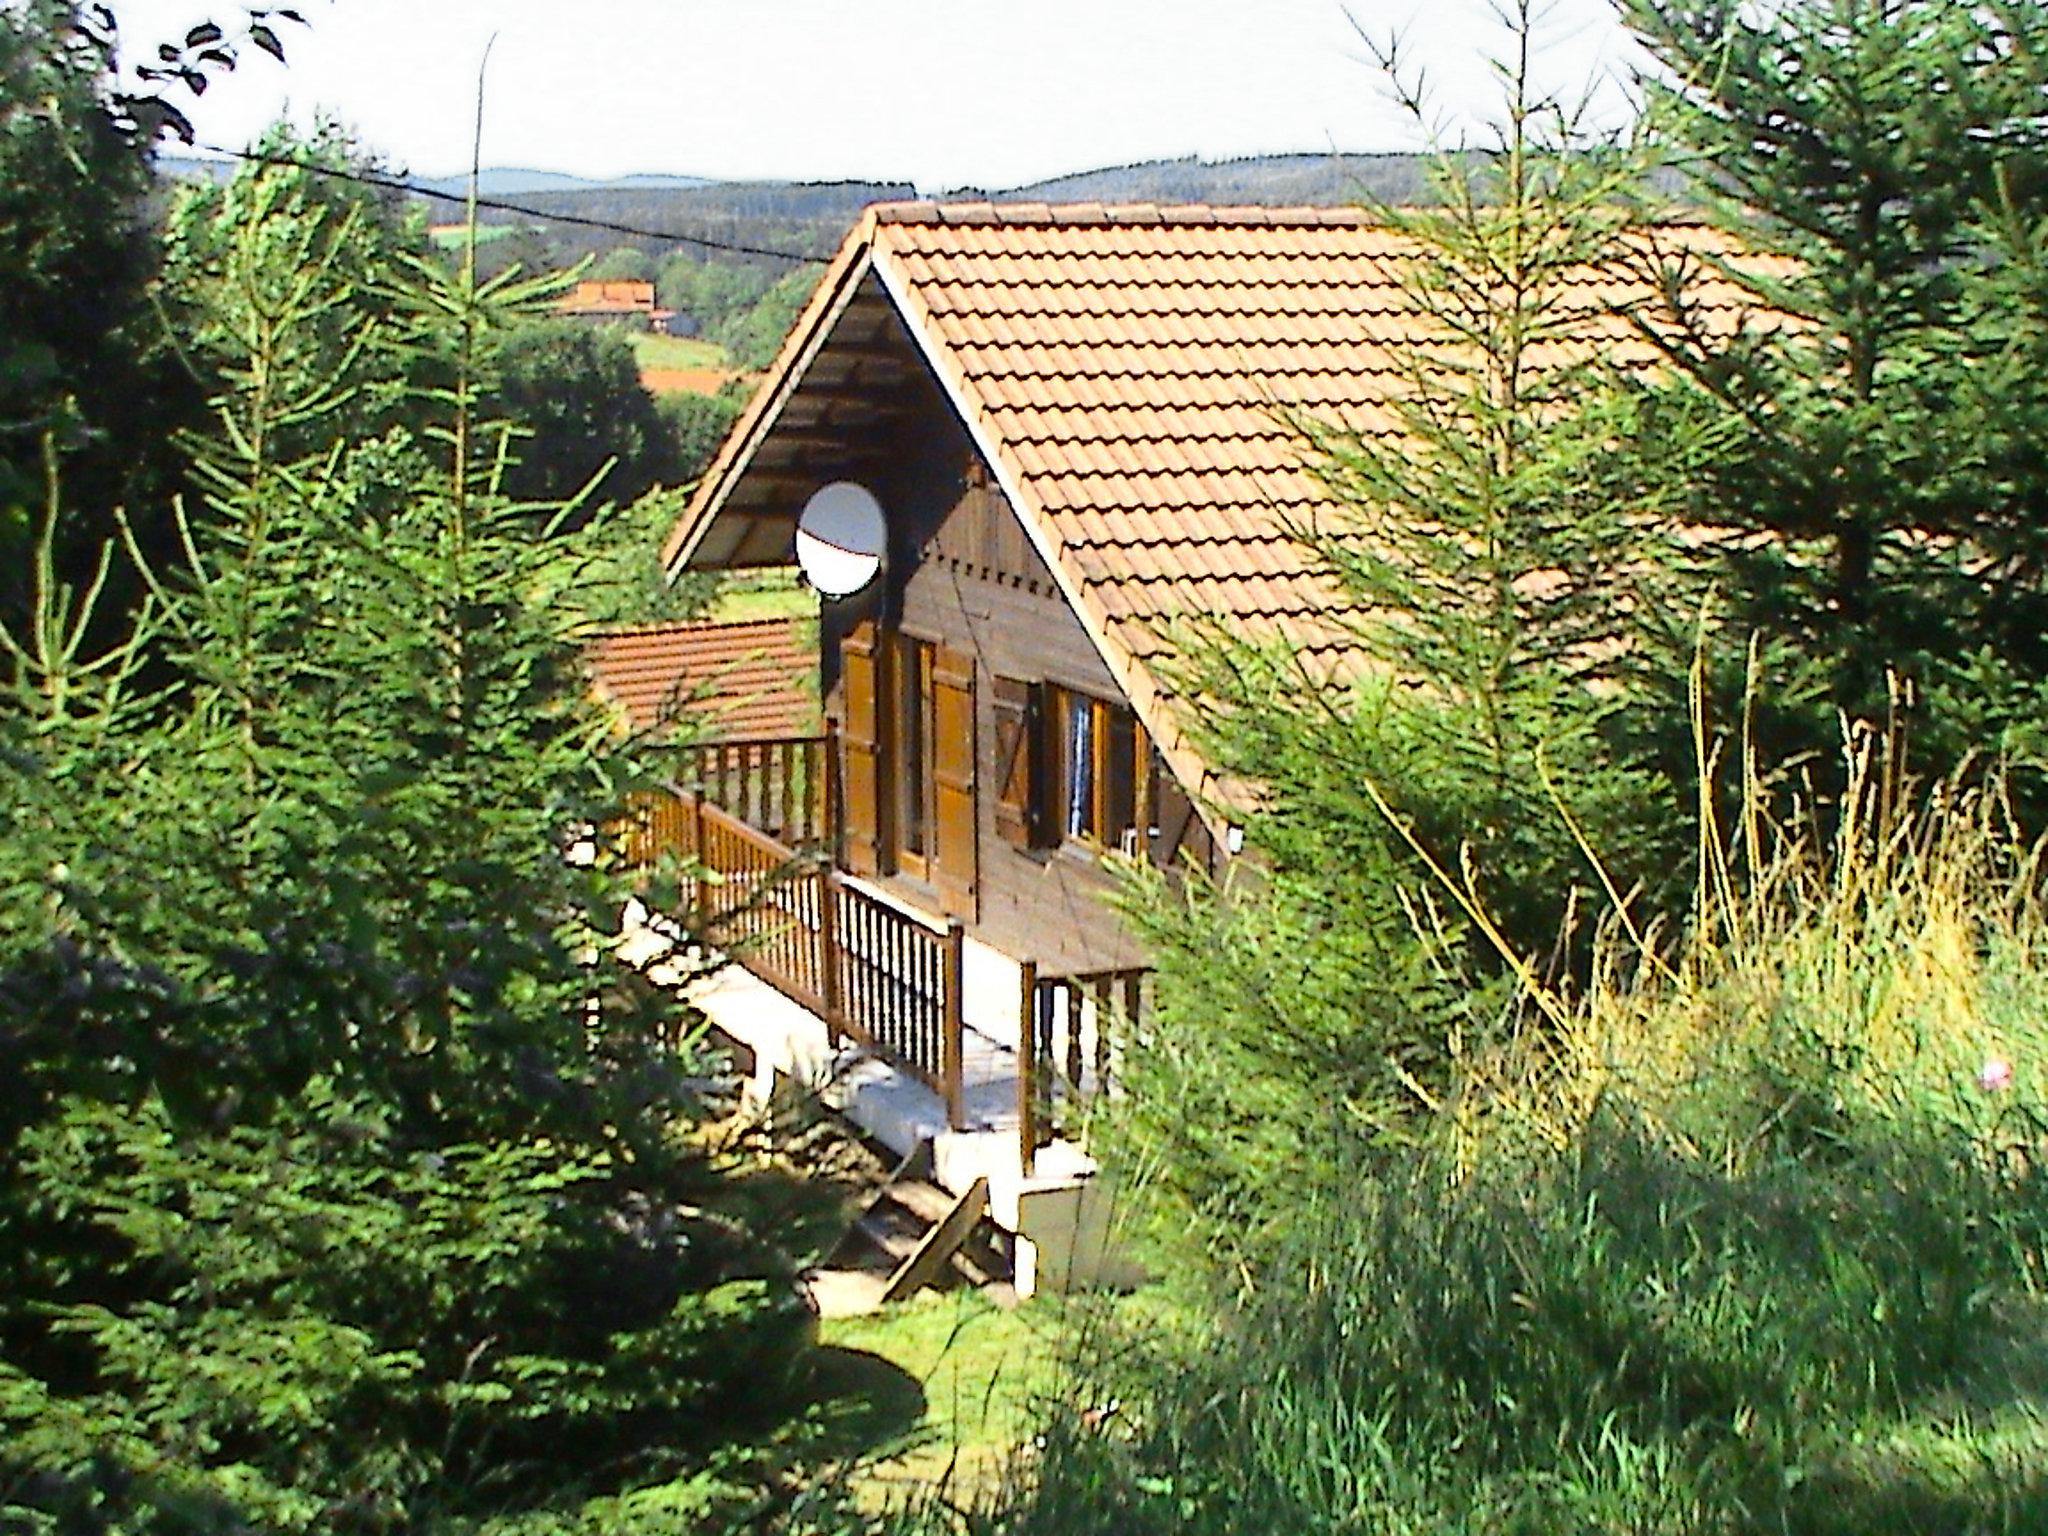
xmin=822 ymin=718 xmax=842 ymax=864
xmin=941 ymin=917 xmax=966 ymax=1129
xmin=818 ymin=865 xmax=843 ymax=1046
xmin=689 ymin=789 xmax=707 ymax=921
xmin=1017 ymin=958 xmax=1039 ymax=1177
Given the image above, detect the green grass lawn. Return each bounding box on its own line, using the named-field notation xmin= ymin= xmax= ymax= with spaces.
xmin=815 ymin=1290 xmax=1066 ymax=1506
xmin=426 ymin=222 xmax=519 ymax=248
xmin=629 ymin=331 xmax=733 ymax=373
xmin=707 ymin=570 xmax=817 ymax=624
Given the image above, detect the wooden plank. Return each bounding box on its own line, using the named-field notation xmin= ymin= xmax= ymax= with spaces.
xmin=941 ymin=918 xmax=965 ymax=1128
xmin=931 ymin=643 xmax=978 ymax=919
xmin=840 ymin=622 xmax=883 ymax=875
xmin=1017 ymin=958 xmax=1040 ymax=1176
xmin=880 ymin=1177 xmax=989 ymax=1305
xmin=881 ymin=1176 xmax=962 ymax=1227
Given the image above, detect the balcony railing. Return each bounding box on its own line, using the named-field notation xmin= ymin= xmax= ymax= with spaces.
xmin=1016 ymin=963 xmax=1150 ymax=1176
xmin=679 ymin=730 xmax=835 ymax=851
xmin=622 ymin=732 xmax=1155 ymax=1165
xmin=625 ymin=781 xmax=966 ymax=1125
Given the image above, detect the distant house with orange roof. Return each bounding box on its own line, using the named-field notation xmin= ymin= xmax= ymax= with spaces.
xmin=557 ymin=278 xmax=676 ymax=334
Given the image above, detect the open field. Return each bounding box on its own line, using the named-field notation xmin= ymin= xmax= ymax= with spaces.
xmin=630 ymin=331 xmax=733 ymax=373
xmin=707 ymin=570 xmax=816 ymax=623
xmin=426 ymin=222 xmax=521 ymax=248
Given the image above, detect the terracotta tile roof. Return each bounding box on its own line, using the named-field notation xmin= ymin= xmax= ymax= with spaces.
xmin=665 ymin=202 xmax=1792 ymax=812
xmin=559 ymin=279 xmax=660 ymax=316
xmin=585 ymin=617 xmax=818 ymax=740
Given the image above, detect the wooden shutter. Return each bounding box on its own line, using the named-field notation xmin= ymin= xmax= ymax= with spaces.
xmin=930 ymin=644 xmax=978 ymax=918
xmin=991 ymin=676 xmax=1040 ymax=850
xmin=839 ymin=621 xmax=882 ymax=875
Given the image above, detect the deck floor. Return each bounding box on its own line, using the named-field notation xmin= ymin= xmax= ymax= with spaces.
xmin=672 ymin=928 xmax=1034 ymax=1140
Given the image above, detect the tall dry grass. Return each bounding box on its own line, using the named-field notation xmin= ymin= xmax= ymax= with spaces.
xmin=970 ymin=701 xmax=2048 ymax=1536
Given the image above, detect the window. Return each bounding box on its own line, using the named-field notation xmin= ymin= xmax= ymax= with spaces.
xmin=888 ymin=633 xmax=935 ymax=875
xmin=1051 ymin=687 xmax=1146 ymax=852
xmin=992 ymin=678 xmax=1152 ymax=857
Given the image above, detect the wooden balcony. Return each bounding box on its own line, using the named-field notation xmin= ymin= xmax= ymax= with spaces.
xmin=622 ymin=734 xmax=1150 ymax=1177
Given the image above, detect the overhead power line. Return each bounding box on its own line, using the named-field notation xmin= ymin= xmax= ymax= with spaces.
xmin=192 ymin=141 xmax=828 ymax=265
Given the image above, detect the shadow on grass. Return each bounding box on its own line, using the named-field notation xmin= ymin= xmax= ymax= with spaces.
xmin=804 ymin=1344 xmax=931 ymax=1462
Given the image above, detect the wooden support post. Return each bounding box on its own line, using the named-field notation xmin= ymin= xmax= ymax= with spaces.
xmin=1017 ymin=959 xmax=1039 ymax=1178
xmin=822 ymin=719 xmax=842 ymax=862
xmin=818 ymin=867 xmax=843 ymax=1046
xmin=778 ymin=739 xmax=795 ymax=843
xmin=941 ymin=917 xmax=966 ymax=1129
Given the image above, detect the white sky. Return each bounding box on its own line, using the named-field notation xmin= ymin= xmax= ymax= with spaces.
xmin=113 ymin=0 xmax=1643 ymax=190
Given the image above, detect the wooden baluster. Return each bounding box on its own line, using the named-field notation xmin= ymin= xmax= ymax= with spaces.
xmin=822 ymin=721 xmax=840 ymax=859
xmin=776 ymin=741 xmax=786 ymax=835
xmin=689 ymin=791 xmax=706 ymax=923
xmin=942 ymin=919 xmax=966 ymax=1127
xmin=848 ymin=897 xmax=867 ymax=1049
xmin=898 ymin=913 xmax=912 ymax=1065
xmin=910 ymin=921 xmax=925 ymax=1073
xmin=1017 ymin=959 xmax=1039 ymax=1177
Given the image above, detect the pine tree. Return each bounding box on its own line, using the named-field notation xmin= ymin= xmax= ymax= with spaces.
xmin=0 ymin=163 xmax=830 ymax=1534
xmin=1113 ymin=5 xmax=1688 ymax=1261
xmin=1619 ymin=0 xmax=2048 ymax=781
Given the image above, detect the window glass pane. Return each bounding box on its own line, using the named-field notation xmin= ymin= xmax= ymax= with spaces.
xmin=1104 ymin=706 xmax=1136 ymax=843
xmin=1065 ymin=692 xmax=1093 ymax=839
xmin=897 ymin=639 xmax=927 ymax=856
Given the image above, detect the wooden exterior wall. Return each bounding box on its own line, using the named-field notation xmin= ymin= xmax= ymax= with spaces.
xmin=818 ymin=398 xmax=1211 ymax=974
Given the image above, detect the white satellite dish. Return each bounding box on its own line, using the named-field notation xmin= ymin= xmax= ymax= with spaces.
xmin=794 ymin=481 xmax=886 ymax=597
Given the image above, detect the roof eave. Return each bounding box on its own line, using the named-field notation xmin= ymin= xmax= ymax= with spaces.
xmin=659 ymin=209 xmax=884 ymax=577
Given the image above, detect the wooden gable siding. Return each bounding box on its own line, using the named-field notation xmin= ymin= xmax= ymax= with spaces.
xmin=818 ymin=407 xmax=1157 ymax=974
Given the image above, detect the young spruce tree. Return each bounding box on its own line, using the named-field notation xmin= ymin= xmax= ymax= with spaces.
xmin=1112 ymin=7 xmax=1689 ymax=1264
xmin=0 ymin=155 xmax=826 ymax=1534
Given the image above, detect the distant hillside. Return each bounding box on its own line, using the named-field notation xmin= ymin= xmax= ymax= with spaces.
xmin=963 ymin=152 xmax=1443 ymax=207
xmin=459 ymin=179 xmax=919 ymax=275
xmin=408 ymin=168 xmax=718 ymax=199
xmin=428 ymin=159 xmax=1439 ymax=281
xmin=157 ymin=154 xmax=237 ymax=184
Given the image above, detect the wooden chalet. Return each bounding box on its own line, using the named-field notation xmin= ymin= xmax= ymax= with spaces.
xmin=639 ymin=203 xmax=1776 ymax=1288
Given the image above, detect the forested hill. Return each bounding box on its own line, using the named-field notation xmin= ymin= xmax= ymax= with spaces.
xmin=158 ymin=153 xmax=1487 ymax=278
xmin=957 ymin=151 xmax=1438 ymax=206
xmin=463 ymin=177 xmax=915 ymax=259
xmin=396 ymin=156 xmax=1434 ymax=276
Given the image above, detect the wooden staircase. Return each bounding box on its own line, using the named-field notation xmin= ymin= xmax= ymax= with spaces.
xmin=807 ymin=1161 xmax=1009 ymax=1316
